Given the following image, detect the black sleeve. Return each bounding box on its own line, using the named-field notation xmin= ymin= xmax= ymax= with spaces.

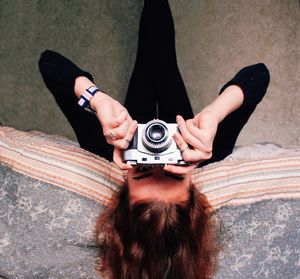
xmin=197 ymin=63 xmax=270 ymax=168
xmin=38 ymin=50 xmax=94 ymax=96
xmin=219 ymin=63 xmax=270 ymax=109
xmin=38 ymin=50 xmax=115 ymax=161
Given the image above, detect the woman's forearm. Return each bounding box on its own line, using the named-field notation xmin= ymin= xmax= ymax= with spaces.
xmin=74 ymin=78 xmax=243 ymax=122
xmin=202 ymin=85 xmax=244 ymax=123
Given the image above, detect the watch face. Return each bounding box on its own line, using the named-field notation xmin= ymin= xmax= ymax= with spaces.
xmin=84 ymin=106 xmax=96 ymax=114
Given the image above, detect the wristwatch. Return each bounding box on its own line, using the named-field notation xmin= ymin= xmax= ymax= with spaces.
xmin=78 ymin=85 xmax=100 ymax=114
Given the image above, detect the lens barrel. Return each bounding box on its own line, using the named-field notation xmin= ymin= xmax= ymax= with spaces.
xmin=142 ymin=120 xmax=172 ymax=153
xmin=146 ymin=124 xmax=166 ymax=142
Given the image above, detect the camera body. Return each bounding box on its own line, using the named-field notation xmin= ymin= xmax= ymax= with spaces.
xmin=122 ymin=119 xmax=188 ymax=165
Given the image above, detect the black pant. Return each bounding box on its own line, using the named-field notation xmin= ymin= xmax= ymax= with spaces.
xmin=43 ymin=0 xmax=258 ymax=167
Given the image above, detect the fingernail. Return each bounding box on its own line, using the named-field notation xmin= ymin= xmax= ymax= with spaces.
xmin=177 ymin=115 xmax=183 ymax=121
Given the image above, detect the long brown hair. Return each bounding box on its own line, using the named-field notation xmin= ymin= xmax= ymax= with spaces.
xmin=94 ymin=182 xmax=220 ymax=279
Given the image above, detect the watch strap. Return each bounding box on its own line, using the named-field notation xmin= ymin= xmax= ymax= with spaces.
xmin=78 ymin=86 xmax=100 ymax=114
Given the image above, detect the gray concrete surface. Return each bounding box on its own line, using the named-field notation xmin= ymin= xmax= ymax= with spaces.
xmin=0 ymin=0 xmax=299 ymax=147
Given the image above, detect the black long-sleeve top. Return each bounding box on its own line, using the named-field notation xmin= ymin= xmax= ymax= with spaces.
xmin=38 ymin=50 xmax=270 ymax=109
xmin=38 ymin=50 xmax=270 ymax=165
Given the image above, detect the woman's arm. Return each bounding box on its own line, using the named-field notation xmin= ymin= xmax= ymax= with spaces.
xmin=165 ymin=85 xmax=244 ymax=174
xmin=74 ymin=75 xmax=137 ymax=151
xmin=199 ymin=84 xmax=244 ymax=124
xmin=219 ymin=63 xmax=270 ymax=109
xmin=164 ymin=63 xmax=270 ymax=174
xmin=203 ymin=62 xmax=270 ymax=123
xmin=39 ymin=50 xmax=137 ymax=169
xmin=38 ymin=50 xmax=94 ymax=96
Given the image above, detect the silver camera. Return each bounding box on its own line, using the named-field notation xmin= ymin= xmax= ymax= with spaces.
xmin=122 ymin=119 xmax=188 ymax=165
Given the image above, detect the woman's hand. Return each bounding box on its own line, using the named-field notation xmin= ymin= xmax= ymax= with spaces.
xmin=164 ymin=110 xmax=219 ymax=174
xmin=74 ymin=76 xmax=138 ymax=151
xmin=90 ymin=93 xmax=138 ymax=150
xmin=113 ymin=147 xmax=134 ymax=170
xmin=91 ymin=93 xmax=138 ymax=170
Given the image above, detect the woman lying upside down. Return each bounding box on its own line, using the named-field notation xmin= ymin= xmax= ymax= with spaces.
xmin=38 ymin=0 xmax=270 ymax=278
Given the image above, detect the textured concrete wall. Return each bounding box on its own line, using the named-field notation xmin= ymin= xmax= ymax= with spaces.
xmin=0 ymin=0 xmax=299 ymax=147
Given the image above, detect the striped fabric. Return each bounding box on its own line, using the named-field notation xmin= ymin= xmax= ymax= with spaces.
xmin=1 ymin=126 xmax=300 ymax=209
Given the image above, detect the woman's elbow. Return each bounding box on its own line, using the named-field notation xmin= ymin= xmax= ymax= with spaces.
xmin=257 ymin=62 xmax=270 ymax=89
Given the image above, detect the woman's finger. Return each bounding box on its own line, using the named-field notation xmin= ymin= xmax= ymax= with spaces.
xmin=184 ymin=149 xmax=212 ymax=163
xmin=102 ymin=109 xmax=129 ymax=130
xmin=173 ymin=132 xmax=189 ymax=152
xmin=111 ymin=120 xmax=138 ymax=150
xmin=103 ymin=114 xmax=132 ymax=141
xmin=109 ymin=111 xmax=135 ymax=140
xmin=176 ymin=115 xmax=207 ymax=152
xmin=163 ymin=163 xmax=197 ymax=175
xmin=111 ymin=110 xmax=130 ymax=128
xmin=111 ymin=120 xmax=130 ymax=139
xmin=98 ymin=103 xmax=125 ymax=126
xmin=126 ymin=114 xmax=133 ymax=123
xmin=173 ymin=133 xmax=212 ymax=162
xmin=124 ymin=120 xmax=138 ymax=143
xmin=113 ymin=148 xmax=133 ymax=170
xmin=185 ymin=121 xmax=213 ymax=152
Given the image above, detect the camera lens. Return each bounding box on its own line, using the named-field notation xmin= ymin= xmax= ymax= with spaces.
xmin=142 ymin=120 xmax=172 ymax=153
xmin=148 ymin=124 xmax=165 ymax=142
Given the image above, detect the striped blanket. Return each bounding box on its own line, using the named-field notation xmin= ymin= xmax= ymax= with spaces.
xmin=1 ymin=126 xmax=300 ymax=278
